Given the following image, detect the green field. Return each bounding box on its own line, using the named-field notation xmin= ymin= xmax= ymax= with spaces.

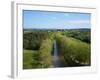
xmin=23 ymin=29 xmax=91 ymax=69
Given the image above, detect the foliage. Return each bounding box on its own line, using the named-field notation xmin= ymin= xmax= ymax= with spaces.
xmin=62 ymin=29 xmax=91 ymax=43
xmin=23 ymin=31 xmax=50 ymax=50
xmin=39 ymin=39 xmax=53 ymax=68
xmin=23 ymin=50 xmax=36 ymax=69
xmin=23 ymin=39 xmax=53 ymax=69
xmin=56 ymin=34 xmax=90 ymax=66
xmin=23 ymin=29 xmax=91 ymax=68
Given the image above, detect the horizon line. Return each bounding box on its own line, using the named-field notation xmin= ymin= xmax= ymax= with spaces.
xmin=23 ymin=28 xmax=91 ymax=29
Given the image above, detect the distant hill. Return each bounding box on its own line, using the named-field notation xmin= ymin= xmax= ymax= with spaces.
xmin=23 ymin=28 xmax=90 ymax=32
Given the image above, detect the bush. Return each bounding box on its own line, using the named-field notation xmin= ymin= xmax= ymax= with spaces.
xmin=62 ymin=30 xmax=91 ymax=43
xmin=39 ymin=39 xmax=53 ymax=68
xmin=56 ymin=34 xmax=90 ymax=66
xmin=23 ymin=31 xmax=50 ymax=50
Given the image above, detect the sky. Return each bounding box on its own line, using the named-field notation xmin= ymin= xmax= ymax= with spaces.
xmin=23 ymin=10 xmax=91 ymax=29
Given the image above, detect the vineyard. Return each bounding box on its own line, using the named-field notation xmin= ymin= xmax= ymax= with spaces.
xmin=23 ymin=29 xmax=91 ymax=69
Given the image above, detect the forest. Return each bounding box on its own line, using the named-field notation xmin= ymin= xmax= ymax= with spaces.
xmin=23 ymin=28 xmax=91 ymax=69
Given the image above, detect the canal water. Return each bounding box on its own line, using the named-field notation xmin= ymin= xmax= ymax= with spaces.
xmin=52 ymin=40 xmax=65 ymax=67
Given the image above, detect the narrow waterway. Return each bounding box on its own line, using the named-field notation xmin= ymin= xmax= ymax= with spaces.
xmin=52 ymin=40 xmax=65 ymax=67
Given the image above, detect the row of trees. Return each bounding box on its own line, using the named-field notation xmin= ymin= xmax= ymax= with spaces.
xmin=23 ymin=30 xmax=90 ymax=51
xmin=39 ymin=39 xmax=53 ymax=68
xmin=23 ymin=31 xmax=50 ymax=50
xmin=56 ymin=34 xmax=90 ymax=66
xmin=23 ymin=33 xmax=53 ymax=69
xmin=62 ymin=30 xmax=91 ymax=43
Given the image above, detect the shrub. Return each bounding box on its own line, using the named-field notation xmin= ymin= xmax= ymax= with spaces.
xmin=23 ymin=31 xmax=50 ymax=50
xmin=56 ymin=34 xmax=90 ymax=66
xmin=39 ymin=39 xmax=53 ymax=68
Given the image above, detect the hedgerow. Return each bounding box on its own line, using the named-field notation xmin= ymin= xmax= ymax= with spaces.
xmin=56 ymin=34 xmax=90 ymax=66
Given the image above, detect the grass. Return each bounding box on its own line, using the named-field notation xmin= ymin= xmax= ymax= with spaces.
xmin=23 ymin=50 xmax=38 ymax=69
xmin=23 ymin=39 xmax=53 ymax=69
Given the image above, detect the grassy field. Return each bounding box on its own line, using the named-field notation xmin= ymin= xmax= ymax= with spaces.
xmin=23 ymin=50 xmax=37 ymax=69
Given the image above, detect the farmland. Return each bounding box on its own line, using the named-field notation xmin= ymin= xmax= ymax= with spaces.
xmin=23 ymin=28 xmax=91 ymax=69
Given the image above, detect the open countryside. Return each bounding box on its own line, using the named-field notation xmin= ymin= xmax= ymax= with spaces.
xmin=23 ymin=10 xmax=91 ymax=69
